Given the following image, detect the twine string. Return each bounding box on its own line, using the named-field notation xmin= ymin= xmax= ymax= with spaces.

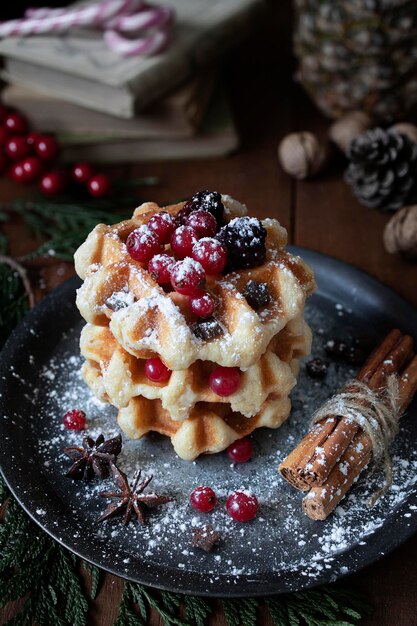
xmin=312 ymin=375 xmax=401 ymax=506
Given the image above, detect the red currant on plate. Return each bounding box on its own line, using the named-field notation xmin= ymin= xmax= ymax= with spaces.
xmin=35 ymin=135 xmax=60 ymax=160
xmin=148 ymin=254 xmax=175 ymax=284
xmin=40 ymin=170 xmax=68 ymax=196
xmin=226 ymin=490 xmax=258 ymax=522
xmin=209 ymin=366 xmax=240 ymax=396
xmin=10 ymin=156 xmax=43 ymax=183
xmin=170 ymin=258 xmax=205 ymax=296
xmin=190 ymin=293 xmax=214 ymax=318
xmin=88 ymin=173 xmax=111 ymax=198
xmin=192 ymin=238 xmax=227 ymax=274
xmin=4 ymin=112 xmax=28 ymax=135
xmin=5 ymin=136 xmax=32 ymax=161
xmin=63 ymin=409 xmax=86 ymax=431
xmin=144 ymin=357 xmax=171 ymax=382
xmin=190 ymin=486 xmax=217 ymax=512
xmin=72 ymin=161 xmax=94 ymax=183
xmin=127 ymin=226 xmax=162 ymax=263
xmin=227 ymin=438 xmax=253 ymax=463
xmin=147 ymin=211 xmax=176 ymax=245
xmin=185 ymin=209 xmax=217 ymax=238
xmin=170 ymin=225 xmax=198 ymax=259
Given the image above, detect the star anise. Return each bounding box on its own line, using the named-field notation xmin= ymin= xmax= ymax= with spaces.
xmin=191 ymin=525 xmax=222 ymax=552
xmin=64 ymin=434 xmax=122 ymax=480
xmin=97 ymin=462 xmax=172 ymax=526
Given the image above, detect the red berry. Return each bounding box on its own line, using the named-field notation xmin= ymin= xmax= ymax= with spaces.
xmin=0 ymin=153 xmax=9 ymax=174
xmin=72 ymin=161 xmax=94 ymax=183
xmin=147 ymin=211 xmax=176 ymax=245
xmin=40 ymin=170 xmax=68 ymax=196
xmin=190 ymin=486 xmax=217 ymax=512
xmin=26 ymin=132 xmax=41 ymax=146
xmin=88 ymin=173 xmax=111 ymax=198
xmin=170 ymin=258 xmax=205 ymax=296
xmin=63 ymin=409 xmax=86 ymax=431
xmin=209 ymin=366 xmax=240 ymax=396
xmin=190 ymin=293 xmax=214 ymax=318
xmin=170 ymin=225 xmax=198 ymax=259
xmin=127 ymin=225 xmax=162 ymax=263
xmin=0 ymin=105 xmax=10 ymax=122
xmin=10 ymin=156 xmax=43 ymax=183
xmin=185 ymin=209 xmax=217 ymax=238
xmin=144 ymin=357 xmax=171 ymax=382
xmin=5 ymin=136 xmax=32 ymax=161
xmin=35 ymin=135 xmax=60 ymax=160
xmin=226 ymin=491 xmax=258 ymax=522
xmin=4 ymin=112 xmax=28 ymax=135
xmin=0 ymin=127 xmax=11 ymax=144
xmin=192 ymin=238 xmax=227 ymax=274
xmin=148 ymin=254 xmax=175 ymax=284
xmin=227 ymin=438 xmax=253 ymax=463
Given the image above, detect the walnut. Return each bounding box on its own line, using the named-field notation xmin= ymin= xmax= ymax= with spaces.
xmin=390 ymin=123 xmax=417 ymax=145
xmin=383 ymin=205 xmax=417 ymax=260
xmin=329 ymin=111 xmax=372 ymax=154
xmin=277 ymin=132 xmax=327 ymax=180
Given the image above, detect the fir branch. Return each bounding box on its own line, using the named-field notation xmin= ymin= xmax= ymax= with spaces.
xmin=183 ymin=595 xmax=212 ymax=626
xmin=82 ymin=560 xmax=101 ymax=600
xmin=0 ymin=262 xmax=30 ymax=346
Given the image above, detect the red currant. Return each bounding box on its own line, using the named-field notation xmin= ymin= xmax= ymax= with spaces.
xmin=209 ymin=367 xmax=240 ymax=396
xmin=190 ymin=293 xmax=214 ymax=318
xmin=63 ymin=409 xmax=86 ymax=431
xmin=227 ymin=438 xmax=253 ymax=463
xmin=192 ymin=238 xmax=227 ymax=274
xmin=88 ymin=173 xmax=111 ymax=198
xmin=10 ymin=156 xmax=43 ymax=183
xmin=226 ymin=491 xmax=258 ymax=522
xmin=40 ymin=170 xmax=68 ymax=196
xmin=0 ymin=127 xmax=11 ymax=144
xmin=4 ymin=112 xmax=28 ymax=135
xmin=148 ymin=254 xmax=174 ymax=284
xmin=72 ymin=161 xmax=94 ymax=183
xmin=170 ymin=258 xmax=205 ymax=296
xmin=35 ymin=135 xmax=60 ymax=160
xmin=147 ymin=211 xmax=176 ymax=245
xmin=127 ymin=225 xmax=162 ymax=263
xmin=190 ymin=486 xmax=217 ymax=512
xmin=26 ymin=132 xmax=41 ymax=146
xmin=5 ymin=136 xmax=32 ymax=161
xmin=170 ymin=225 xmax=198 ymax=259
xmin=185 ymin=209 xmax=217 ymax=238
xmin=144 ymin=357 xmax=171 ymax=382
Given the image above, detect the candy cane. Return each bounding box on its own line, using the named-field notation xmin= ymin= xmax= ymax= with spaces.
xmin=104 ymin=26 xmax=169 ymax=57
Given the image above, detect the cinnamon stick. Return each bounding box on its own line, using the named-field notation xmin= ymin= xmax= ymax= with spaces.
xmin=302 ymin=352 xmax=417 ymax=520
xmin=279 ymin=329 xmax=410 ymax=491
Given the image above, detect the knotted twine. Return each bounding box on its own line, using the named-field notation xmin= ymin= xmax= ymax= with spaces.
xmin=311 ymin=375 xmax=401 ymax=507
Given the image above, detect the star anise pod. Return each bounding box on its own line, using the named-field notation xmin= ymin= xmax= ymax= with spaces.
xmin=64 ymin=434 xmax=122 ymax=480
xmin=97 ymin=462 xmax=172 ymax=526
xmin=192 ymin=525 xmax=222 ymax=552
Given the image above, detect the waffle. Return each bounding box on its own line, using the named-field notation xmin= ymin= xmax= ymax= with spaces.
xmin=74 ymin=198 xmax=315 ymax=370
xmin=117 ymin=394 xmax=292 ymax=461
xmin=80 ymin=315 xmax=312 ymax=421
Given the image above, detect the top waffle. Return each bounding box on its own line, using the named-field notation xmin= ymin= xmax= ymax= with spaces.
xmin=75 ymin=195 xmax=315 ymax=370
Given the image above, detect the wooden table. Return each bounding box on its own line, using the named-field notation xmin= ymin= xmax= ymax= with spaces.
xmin=1 ymin=1 xmax=417 ymax=624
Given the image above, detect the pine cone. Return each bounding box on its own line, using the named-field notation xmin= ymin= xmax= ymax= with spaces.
xmin=346 ymin=127 xmax=417 ymax=211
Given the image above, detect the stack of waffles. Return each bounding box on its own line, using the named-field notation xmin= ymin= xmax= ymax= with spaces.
xmin=74 ymin=195 xmax=316 ymax=460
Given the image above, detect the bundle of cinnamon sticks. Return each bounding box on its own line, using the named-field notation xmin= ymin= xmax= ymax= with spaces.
xmin=279 ymin=329 xmax=417 ymax=520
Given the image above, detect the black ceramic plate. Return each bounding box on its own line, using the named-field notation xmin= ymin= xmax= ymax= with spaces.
xmin=1 ymin=248 xmax=417 ymax=597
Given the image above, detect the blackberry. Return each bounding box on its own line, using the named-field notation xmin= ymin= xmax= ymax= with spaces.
xmin=180 ymin=190 xmax=224 ymax=228
xmin=243 ymin=280 xmax=271 ymax=310
xmin=306 ymin=358 xmax=328 ymax=379
xmin=192 ymin=317 xmax=223 ymax=341
xmin=216 ymin=217 xmax=267 ymax=271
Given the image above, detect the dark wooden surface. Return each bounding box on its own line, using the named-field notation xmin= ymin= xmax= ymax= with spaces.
xmin=1 ymin=1 xmax=417 ymax=624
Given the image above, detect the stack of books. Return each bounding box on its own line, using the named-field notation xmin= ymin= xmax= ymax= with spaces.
xmin=0 ymin=0 xmax=262 ymax=162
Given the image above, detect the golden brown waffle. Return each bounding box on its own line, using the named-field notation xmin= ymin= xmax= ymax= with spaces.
xmin=80 ymin=315 xmax=312 ymax=421
xmin=116 ymin=394 xmax=292 ymax=461
xmin=74 ymin=198 xmax=315 ymax=370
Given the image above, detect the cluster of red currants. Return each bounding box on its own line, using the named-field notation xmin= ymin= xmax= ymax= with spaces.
xmin=0 ymin=104 xmax=111 ymax=197
xmin=126 ymin=207 xmax=242 ymax=397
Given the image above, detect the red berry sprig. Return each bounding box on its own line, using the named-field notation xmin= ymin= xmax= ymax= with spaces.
xmin=0 ymin=104 xmax=112 ymax=198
